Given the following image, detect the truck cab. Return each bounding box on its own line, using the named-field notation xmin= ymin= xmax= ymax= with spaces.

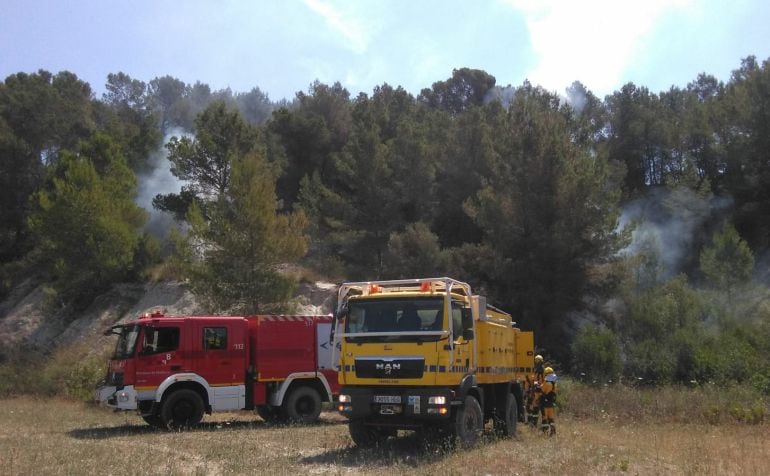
xmin=96 ymin=312 xmax=249 ymax=427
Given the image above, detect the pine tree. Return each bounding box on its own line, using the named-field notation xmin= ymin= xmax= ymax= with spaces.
xmin=29 ymin=138 xmax=146 ymax=307
xmin=176 ymin=152 xmax=308 ymax=313
xmin=700 ymin=223 xmax=754 ymax=301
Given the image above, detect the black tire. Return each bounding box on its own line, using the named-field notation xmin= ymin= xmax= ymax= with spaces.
xmin=141 ymin=413 xmax=164 ymax=428
xmin=348 ymin=418 xmax=388 ymax=448
xmin=281 ymin=386 xmax=322 ymax=424
xmin=160 ymin=389 xmax=204 ymax=430
xmin=256 ymin=405 xmax=282 ymax=423
xmin=493 ymin=394 xmax=517 ymax=437
xmin=453 ymin=395 xmax=483 ymax=448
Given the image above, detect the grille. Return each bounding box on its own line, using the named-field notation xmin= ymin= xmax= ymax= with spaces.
xmin=355 ymin=358 xmax=424 ymax=379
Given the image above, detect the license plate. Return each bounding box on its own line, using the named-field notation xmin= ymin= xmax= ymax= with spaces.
xmin=379 ymin=404 xmax=402 ymax=415
xmin=373 ymin=395 xmax=401 ymax=404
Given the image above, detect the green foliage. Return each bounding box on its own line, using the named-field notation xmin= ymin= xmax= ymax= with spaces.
xmin=298 ymin=85 xmax=434 ymax=278
xmin=700 ymin=223 xmax=754 ymax=295
xmin=617 ymin=271 xmax=770 ymax=390
xmin=147 ymin=75 xmax=193 ymax=133
xmin=0 ymin=70 xmax=96 ymax=263
xmin=466 ymin=85 xmax=625 ymax=357
xmin=723 ymin=57 xmax=770 ymax=249
xmin=571 ymin=324 xmax=622 ymax=384
xmin=154 ymin=101 xmax=263 ymax=223
xmin=175 ymin=152 xmax=308 ymax=313
xmin=622 ymin=276 xmax=706 ymax=383
xmin=28 ymin=136 xmax=146 ymax=307
xmin=384 ymin=222 xmax=448 ymax=278
xmin=418 ymin=68 xmax=497 ymax=114
xmin=98 ymin=72 xmax=161 ymax=171
xmin=162 ymin=101 xmax=258 ymax=201
xmin=269 ymin=81 xmax=352 ymax=210
xmin=0 ymin=344 xmax=108 ymax=400
xmin=624 ymin=276 xmax=704 ymax=341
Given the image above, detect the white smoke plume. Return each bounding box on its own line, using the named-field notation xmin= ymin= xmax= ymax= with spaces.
xmin=136 ymin=128 xmax=193 ymax=239
xmin=484 ymin=85 xmax=517 ymax=109
xmin=618 ymin=187 xmax=733 ymax=280
xmin=565 ymin=85 xmax=587 ymax=115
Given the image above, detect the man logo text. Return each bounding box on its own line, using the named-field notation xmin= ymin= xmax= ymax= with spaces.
xmin=376 ymin=362 xmax=401 ymax=374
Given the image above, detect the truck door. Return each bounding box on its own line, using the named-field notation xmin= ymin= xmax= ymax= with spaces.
xmin=134 ymin=323 xmax=186 ymax=390
xmin=194 ymin=320 xmax=246 ymax=386
xmin=451 ymin=303 xmax=473 ymax=374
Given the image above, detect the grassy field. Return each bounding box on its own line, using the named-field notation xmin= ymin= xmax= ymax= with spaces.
xmin=1 ymin=397 xmax=767 ymax=475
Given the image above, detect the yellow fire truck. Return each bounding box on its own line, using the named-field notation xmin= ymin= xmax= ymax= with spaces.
xmin=333 ymin=277 xmax=534 ymax=447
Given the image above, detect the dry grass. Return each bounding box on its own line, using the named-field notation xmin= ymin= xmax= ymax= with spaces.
xmin=560 ymin=381 xmax=767 ymax=425
xmin=1 ymin=397 xmax=767 ymax=475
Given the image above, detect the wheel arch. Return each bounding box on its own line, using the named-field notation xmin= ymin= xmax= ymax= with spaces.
xmin=269 ymin=372 xmax=333 ymax=406
xmin=466 ymin=386 xmax=485 ymax=413
xmin=156 ymin=374 xmax=212 ymax=412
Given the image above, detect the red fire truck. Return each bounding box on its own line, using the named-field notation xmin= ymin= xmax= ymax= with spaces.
xmin=94 ymin=311 xmax=339 ymax=428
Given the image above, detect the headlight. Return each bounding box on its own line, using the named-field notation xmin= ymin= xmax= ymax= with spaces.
xmin=428 ymin=396 xmax=446 ymax=405
xmin=338 ymin=394 xmax=351 ymax=403
xmin=118 ymin=391 xmax=130 ymax=402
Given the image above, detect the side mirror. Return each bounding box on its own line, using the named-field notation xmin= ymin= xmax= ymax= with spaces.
xmin=462 ymin=328 xmax=474 ymax=341
xmin=461 ymin=307 xmax=474 ymax=330
xmin=335 ymin=306 xmax=348 ymax=321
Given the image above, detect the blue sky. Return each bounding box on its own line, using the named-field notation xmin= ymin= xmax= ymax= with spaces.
xmin=2 ymin=0 xmax=769 ymax=101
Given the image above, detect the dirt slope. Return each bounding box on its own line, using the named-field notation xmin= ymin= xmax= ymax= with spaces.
xmin=0 ymin=279 xmax=337 ymax=352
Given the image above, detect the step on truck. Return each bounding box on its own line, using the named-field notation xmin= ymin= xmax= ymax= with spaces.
xmin=95 ymin=311 xmax=339 ymax=429
xmin=333 ymin=277 xmax=535 ymax=447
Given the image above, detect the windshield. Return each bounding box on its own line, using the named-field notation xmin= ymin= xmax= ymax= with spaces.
xmin=111 ymin=325 xmax=140 ymax=360
xmin=345 ymin=297 xmax=445 ymax=342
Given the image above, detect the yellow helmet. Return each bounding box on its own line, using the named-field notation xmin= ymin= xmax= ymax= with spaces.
xmin=544 ymin=367 xmax=554 ymax=375
xmin=535 ymin=355 xmax=544 ymax=363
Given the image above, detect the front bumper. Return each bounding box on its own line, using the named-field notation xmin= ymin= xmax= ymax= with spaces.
xmin=94 ymin=385 xmax=116 ymax=405
xmin=94 ymin=384 xmax=138 ymax=410
xmin=338 ymin=386 xmax=453 ymax=426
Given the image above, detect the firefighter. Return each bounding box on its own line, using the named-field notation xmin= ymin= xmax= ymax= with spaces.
xmin=534 ymin=354 xmax=545 ymax=383
xmin=525 ymin=376 xmax=541 ymax=427
xmin=540 ymin=367 xmax=557 ymax=436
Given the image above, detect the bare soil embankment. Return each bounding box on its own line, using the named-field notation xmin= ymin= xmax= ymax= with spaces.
xmin=0 ymin=278 xmax=336 ymax=354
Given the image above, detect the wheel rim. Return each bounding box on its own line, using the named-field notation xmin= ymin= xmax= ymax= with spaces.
xmin=464 ymin=408 xmax=479 ymax=433
xmin=173 ymin=399 xmax=195 ymax=422
xmin=296 ymin=396 xmax=314 ymax=416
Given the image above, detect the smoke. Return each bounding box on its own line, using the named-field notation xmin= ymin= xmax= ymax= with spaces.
xmin=484 ymin=83 xmax=589 ymax=115
xmin=618 ymin=187 xmax=733 ymax=280
xmin=565 ymin=85 xmax=587 ymax=115
xmin=136 ymin=128 xmax=192 ymax=239
xmin=754 ymin=250 xmax=770 ymax=285
xmin=484 ymin=85 xmax=516 ymax=109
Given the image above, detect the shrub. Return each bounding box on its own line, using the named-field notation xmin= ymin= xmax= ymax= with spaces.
xmin=570 ymin=323 xmax=622 ymax=384
xmin=0 ymin=343 xmax=108 ymax=400
xmin=562 ymin=380 xmax=768 ymax=424
xmin=43 ymin=344 xmax=109 ymax=400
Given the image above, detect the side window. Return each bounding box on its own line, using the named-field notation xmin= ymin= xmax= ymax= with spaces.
xmin=143 ymin=327 xmax=180 ymax=354
xmin=451 ymin=305 xmax=463 ymax=341
xmin=204 ymin=327 xmax=228 ymax=350
xmin=347 ymin=306 xmax=366 ymax=333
